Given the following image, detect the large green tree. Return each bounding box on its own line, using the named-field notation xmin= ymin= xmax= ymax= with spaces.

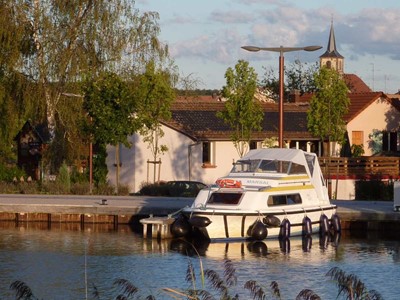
xmin=307 ymin=67 xmax=350 ymax=156
xmin=218 ymin=60 xmax=264 ymax=157
xmin=1 ymin=0 xmax=169 ymax=170
xmin=136 ymin=61 xmax=176 ymax=183
xmin=262 ymin=60 xmax=319 ymax=101
xmin=82 ymin=72 xmax=140 ymax=189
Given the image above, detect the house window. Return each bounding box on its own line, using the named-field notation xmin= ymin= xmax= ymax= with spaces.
xmin=202 ymin=141 xmax=216 ymax=167
xmin=382 ymin=131 xmax=399 ymax=152
xmin=352 ymin=131 xmax=363 ymax=145
xmin=249 ymin=141 xmax=257 ymax=150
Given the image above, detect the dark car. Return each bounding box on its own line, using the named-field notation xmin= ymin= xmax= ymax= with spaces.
xmin=166 ymin=181 xmax=207 ymax=197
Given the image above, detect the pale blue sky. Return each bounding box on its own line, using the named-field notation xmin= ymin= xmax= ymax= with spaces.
xmin=137 ymin=0 xmax=400 ymax=93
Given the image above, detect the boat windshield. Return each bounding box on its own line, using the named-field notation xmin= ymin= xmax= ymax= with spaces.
xmin=232 ymin=159 xmax=306 ymax=174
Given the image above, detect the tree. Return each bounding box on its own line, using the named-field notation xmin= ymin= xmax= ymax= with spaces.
xmin=82 ymin=72 xmax=140 ymax=190
xmin=262 ymin=60 xmax=319 ymax=101
xmin=217 ymin=60 xmax=264 ymax=157
xmin=307 ymin=67 xmax=350 ymax=156
xmin=3 ymin=0 xmax=169 ymax=172
xmin=136 ymin=61 xmax=176 ymax=183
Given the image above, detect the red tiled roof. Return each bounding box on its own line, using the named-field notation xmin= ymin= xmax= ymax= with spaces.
xmin=344 ymin=92 xmax=385 ymax=122
xmin=343 ymin=74 xmax=372 ymax=93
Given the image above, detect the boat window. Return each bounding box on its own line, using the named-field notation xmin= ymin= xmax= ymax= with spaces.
xmin=288 ymin=162 xmax=307 ymax=174
xmin=267 ymin=193 xmax=302 ymax=206
xmin=305 ymin=154 xmax=315 ymax=176
xmin=207 ymin=192 xmax=243 ymax=205
xmin=231 ymin=159 xmax=261 ymax=172
xmin=257 ymin=160 xmax=290 ymax=173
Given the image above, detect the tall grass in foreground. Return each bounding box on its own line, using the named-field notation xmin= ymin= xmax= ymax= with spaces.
xmin=10 ymin=261 xmax=383 ymax=300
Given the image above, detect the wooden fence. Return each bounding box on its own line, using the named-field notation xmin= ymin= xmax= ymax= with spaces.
xmin=318 ymin=156 xmax=400 ymax=179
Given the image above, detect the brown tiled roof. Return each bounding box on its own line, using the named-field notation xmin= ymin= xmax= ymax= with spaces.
xmin=297 ymin=92 xmax=389 ymax=122
xmin=163 ymin=100 xmax=315 ymax=141
xmin=344 ymin=92 xmax=385 ymax=122
xmin=343 ymin=74 xmax=372 ymax=93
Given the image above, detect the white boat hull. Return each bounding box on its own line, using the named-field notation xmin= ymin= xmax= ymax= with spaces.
xmin=182 ymin=204 xmax=337 ymax=240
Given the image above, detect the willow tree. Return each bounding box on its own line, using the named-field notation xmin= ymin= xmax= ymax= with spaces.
xmin=218 ymin=60 xmax=263 ymax=157
xmin=6 ymin=0 xmax=169 ymax=170
xmin=307 ymin=67 xmax=350 ymax=156
xmin=136 ymin=61 xmax=176 ymax=183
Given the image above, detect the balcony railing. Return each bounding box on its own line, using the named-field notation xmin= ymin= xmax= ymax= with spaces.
xmin=319 ymin=156 xmax=400 ymax=179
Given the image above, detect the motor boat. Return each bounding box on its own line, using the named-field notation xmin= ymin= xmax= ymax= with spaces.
xmin=171 ymin=148 xmax=340 ymax=241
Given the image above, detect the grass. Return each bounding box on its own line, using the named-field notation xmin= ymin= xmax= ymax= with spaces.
xmin=9 ymin=262 xmax=383 ymax=300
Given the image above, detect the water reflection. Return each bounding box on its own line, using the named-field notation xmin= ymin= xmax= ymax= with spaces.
xmin=0 ymin=221 xmax=399 ymax=300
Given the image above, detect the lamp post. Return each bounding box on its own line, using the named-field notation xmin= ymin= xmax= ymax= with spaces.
xmin=241 ymin=45 xmax=322 ymax=148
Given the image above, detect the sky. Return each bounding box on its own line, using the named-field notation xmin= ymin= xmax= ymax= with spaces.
xmin=136 ymin=0 xmax=400 ymax=94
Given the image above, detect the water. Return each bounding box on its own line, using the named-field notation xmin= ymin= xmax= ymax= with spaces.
xmin=0 ymin=222 xmax=399 ymax=300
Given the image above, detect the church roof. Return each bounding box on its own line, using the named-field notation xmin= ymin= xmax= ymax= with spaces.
xmin=320 ymin=22 xmax=344 ymax=59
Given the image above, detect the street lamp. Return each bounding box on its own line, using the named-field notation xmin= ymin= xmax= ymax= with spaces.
xmin=241 ymin=45 xmax=322 ymax=148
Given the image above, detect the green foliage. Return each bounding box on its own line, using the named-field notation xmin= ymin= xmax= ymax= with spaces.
xmin=56 ymin=162 xmax=71 ymax=194
xmin=83 ymin=72 xmax=140 ymax=147
xmin=0 ymin=1 xmax=172 ymax=176
xmin=261 ymin=60 xmax=319 ymax=101
xmin=93 ymin=143 xmax=108 ymax=186
xmin=137 ymin=60 xmax=176 ymax=164
xmin=0 ymin=163 xmax=25 ymax=182
xmin=351 ymin=144 xmax=365 ymax=157
xmin=218 ymin=60 xmax=264 ymax=157
xmin=368 ymin=129 xmax=383 ymax=155
xmin=355 ymin=179 xmax=393 ymax=201
xmin=307 ymin=67 xmax=350 ymax=155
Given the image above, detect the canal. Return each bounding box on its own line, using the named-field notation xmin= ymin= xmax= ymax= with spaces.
xmin=0 ymin=222 xmax=399 ymax=299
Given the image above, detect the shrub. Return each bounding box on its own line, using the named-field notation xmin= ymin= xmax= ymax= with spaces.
xmin=56 ymin=162 xmax=71 ymax=194
xmin=0 ymin=163 xmax=25 ymax=182
xmin=355 ymin=179 xmax=393 ymax=201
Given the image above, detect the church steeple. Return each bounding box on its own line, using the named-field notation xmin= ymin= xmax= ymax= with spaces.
xmin=320 ymin=21 xmax=344 ymax=74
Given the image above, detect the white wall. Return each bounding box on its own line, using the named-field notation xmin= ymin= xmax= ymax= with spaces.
xmin=106 ymin=125 xmax=242 ymax=193
xmin=347 ymin=97 xmax=400 ymax=156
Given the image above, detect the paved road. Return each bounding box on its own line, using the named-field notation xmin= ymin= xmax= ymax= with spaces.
xmin=0 ymin=194 xmax=399 ymax=221
xmin=0 ymin=194 xmax=194 ymax=215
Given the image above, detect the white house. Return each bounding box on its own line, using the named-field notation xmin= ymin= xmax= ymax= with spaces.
xmin=106 ymin=21 xmax=400 ymax=198
xmin=106 ymin=99 xmax=321 ymax=193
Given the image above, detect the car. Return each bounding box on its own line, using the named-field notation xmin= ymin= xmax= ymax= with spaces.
xmin=166 ymin=181 xmax=207 ymax=197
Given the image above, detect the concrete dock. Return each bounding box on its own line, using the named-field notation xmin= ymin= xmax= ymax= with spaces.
xmin=0 ymin=194 xmax=399 ymax=234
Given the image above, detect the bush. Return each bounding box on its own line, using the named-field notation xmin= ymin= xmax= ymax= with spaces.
xmin=355 ymin=179 xmax=393 ymax=201
xmin=0 ymin=163 xmax=25 ymax=182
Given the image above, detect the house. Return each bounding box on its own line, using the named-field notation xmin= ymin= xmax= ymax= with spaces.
xmin=14 ymin=121 xmax=50 ymax=180
xmin=295 ymin=91 xmax=400 ymax=156
xmin=106 ymin=21 xmax=400 ymax=197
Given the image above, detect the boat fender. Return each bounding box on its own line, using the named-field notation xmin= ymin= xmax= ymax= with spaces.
xmin=330 ymin=213 xmax=341 ymax=233
xmin=171 ymin=216 xmax=191 ymax=238
xmin=279 ymin=237 xmax=290 ymax=253
xmin=263 ymin=215 xmax=281 ymax=227
xmin=319 ymin=232 xmax=329 ymax=250
xmin=331 ymin=232 xmax=341 ymax=247
xmin=319 ymin=214 xmax=330 ymax=236
xmin=189 ymin=216 xmax=212 ymax=228
xmin=302 ymin=235 xmax=312 ymax=252
xmin=279 ymin=218 xmax=291 ymax=239
xmin=302 ymin=216 xmax=312 ymax=236
xmin=250 ymin=220 xmax=268 ymax=240
xmin=247 ymin=241 xmax=268 ymax=256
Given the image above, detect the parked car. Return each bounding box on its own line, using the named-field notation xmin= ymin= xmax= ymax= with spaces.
xmin=166 ymin=181 xmax=207 ymax=197
xmin=137 ymin=181 xmax=207 ymax=197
